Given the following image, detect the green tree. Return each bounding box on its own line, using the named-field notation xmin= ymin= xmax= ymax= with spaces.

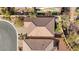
xmin=0 ymin=7 xmax=15 ymax=21
xmin=55 ymin=16 xmax=63 ymax=33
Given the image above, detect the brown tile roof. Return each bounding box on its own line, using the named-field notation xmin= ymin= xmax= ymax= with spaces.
xmin=24 ymin=17 xmax=54 ymax=50
xmin=32 ymin=17 xmax=52 ymax=26
xmin=28 ymin=27 xmax=53 ymax=37
xmin=25 ymin=39 xmax=52 ymax=50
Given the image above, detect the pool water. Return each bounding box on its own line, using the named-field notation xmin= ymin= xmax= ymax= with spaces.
xmin=0 ymin=21 xmax=17 ymax=51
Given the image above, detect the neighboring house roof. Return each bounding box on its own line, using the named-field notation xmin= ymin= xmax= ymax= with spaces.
xmin=24 ymin=22 xmax=36 ymax=34
xmin=24 ymin=17 xmax=54 ymax=50
xmin=28 ymin=27 xmax=53 ymax=37
xmin=25 ymin=39 xmax=52 ymax=50
xmin=32 ymin=17 xmax=52 ymax=26
xmin=24 ymin=17 xmax=54 ymax=34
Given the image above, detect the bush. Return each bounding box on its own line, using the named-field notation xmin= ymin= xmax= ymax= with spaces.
xmin=55 ymin=16 xmax=63 ymax=33
xmin=14 ymin=17 xmax=24 ymax=27
xmin=73 ymin=45 xmax=79 ymax=51
xmin=67 ymin=31 xmax=79 ymax=51
xmin=76 ymin=20 xmax=79 ymax=25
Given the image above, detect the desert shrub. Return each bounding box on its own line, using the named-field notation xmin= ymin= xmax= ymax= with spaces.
xmin=14 ymin=17 xmax=24 ymax=27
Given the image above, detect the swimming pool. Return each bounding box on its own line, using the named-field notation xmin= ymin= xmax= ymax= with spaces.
xmin=0 ymin=20 xmax=17 ymax=51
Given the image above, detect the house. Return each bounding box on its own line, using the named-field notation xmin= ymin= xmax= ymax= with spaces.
xmin=23 ymin=17 xmax=57 ymax=51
